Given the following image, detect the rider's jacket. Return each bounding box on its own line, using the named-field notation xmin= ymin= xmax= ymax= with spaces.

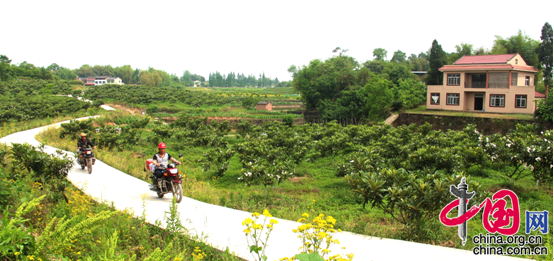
xmin=153 ymin=153 xmax=173 ymax=169
xmin=77 ymin=138 xmax=94 ymax=150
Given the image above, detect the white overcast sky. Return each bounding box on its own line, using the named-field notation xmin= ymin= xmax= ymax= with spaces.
xmin=1 ymin=0 xmax=552 ymax=82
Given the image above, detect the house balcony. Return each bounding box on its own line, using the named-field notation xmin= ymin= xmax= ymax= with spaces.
xmin=464 ymin=82 xmax=486 ymax=88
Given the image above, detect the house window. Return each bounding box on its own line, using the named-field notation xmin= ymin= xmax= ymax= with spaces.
xmin=447 ymin=74 xmax=460 ymax=86
xmin=446 ymin=93 xmax=460 ymax=105
xmin=525 ymin=76 xmax=530 ymax=86
xmin=511 ymin=73 xmax=518 ymax=86
xmin=515 ymin=95 xmax=527 ymax=108
xmin=490 ymin=94 xmax=505 ymax=107
xmin=430 ymin=93 xmax=440 ymax=105
xmin=515 ymin=59 xmax=518 ymax=64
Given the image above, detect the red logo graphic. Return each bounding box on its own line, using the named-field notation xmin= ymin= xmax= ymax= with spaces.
xmin=440 ymin=189 xmax=520 ymax=236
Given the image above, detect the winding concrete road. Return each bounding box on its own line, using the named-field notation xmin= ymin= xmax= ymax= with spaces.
xmin=0 ymin=110 xmax=525 ymax=261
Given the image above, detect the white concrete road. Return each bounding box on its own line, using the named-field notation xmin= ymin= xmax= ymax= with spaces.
xmin=0 ymin=114 xmax=525 ymax=261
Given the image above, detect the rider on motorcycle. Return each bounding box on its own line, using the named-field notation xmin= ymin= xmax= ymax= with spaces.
xmin=150 ymin=143 xmax=181 ymax=190
xmin=77 ymin=133 xmax=96 ymax=165
xmin=77 ymin=133 xmax=95 ymax=153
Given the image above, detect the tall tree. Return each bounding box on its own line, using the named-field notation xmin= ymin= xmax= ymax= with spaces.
xmin=373 ymin=48 xmax=388 ymax=61
xmin=448 ymin=43 xmax=474 ymax=64
xmin=537 ymin=22 xmax=553 ymax=91
xmin=364 ymin=75 xmax=394 ymax=121
xmin=425 ymin=40 xmax=447 ymax=85
xmin=391 ymin=50 xmax=406 ymax=63
xmin=491 ymin=30 xmax=540 ymax=68
xmin=0 ymin=54 xmax=12 ymax=81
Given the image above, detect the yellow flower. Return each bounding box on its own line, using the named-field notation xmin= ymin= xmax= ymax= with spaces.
xmin=262 ymin=209 xmax=272 ymax=217
xmin=269 ymin=219 xmax=278 ymax=224
xmin=242 ymin=217 xmax=253 ymax=226
xmin=14 ymin=252 xmax=20 ymax=256
xmin=77 ymin=252 xmax=81 ymax=255
xmin=266 ymin=224 xmax=274 ymax=229
xmin=243 ymin=228 xmax=252 ymax=234
xmin=301 ymin=213 xmax=309 ymax=218
xmin=251 ymin=212 xmax=260 ymax=218
xmin=252 ymin=224 xmax=262 ymax=230
xmin=27 ymin=255 xmax=35 ymax=260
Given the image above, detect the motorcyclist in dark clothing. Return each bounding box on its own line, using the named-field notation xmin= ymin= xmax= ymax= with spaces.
xmin=77 ymin=133 xmax=96 ymax=165
xmin=150 ymin=143 xmax=181 ymax=190
xmin=77 ymin=133 xmax=95 ymax=152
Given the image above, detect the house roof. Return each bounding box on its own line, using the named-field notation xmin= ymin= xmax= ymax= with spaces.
xmin=257 ymin=101 xmax=271 ymax=105
xmin=107 ymin=77 xmax=119 ymax=80
xmin=535 ymin=92 xmax=547 ymax=98
xmin=454 ymin=54 xmax=517 ymax=65
xmin=439 ymin=64 xmax=538 ymax=72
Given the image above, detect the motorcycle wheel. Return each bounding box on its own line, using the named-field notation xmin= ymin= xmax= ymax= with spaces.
xmin=172 ymin=183 xmax=183 ymax=203
xmin=86 ymin=158 xmax=92 ymax=174
xmin=157 ymin=191 xmax=164 ymax=198
xmin=81 ymin=164 xmax=85 ymax=170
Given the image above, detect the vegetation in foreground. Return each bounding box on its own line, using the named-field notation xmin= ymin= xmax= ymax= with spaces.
xmin=0 ymin=143 xmax=241 ymax=261
xmin=35 ymin=112 xmax=553 ymax=260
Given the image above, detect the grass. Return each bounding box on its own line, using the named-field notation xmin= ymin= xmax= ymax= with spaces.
xmin=32 ymin=114 xmax=553 ymax=260
xmin=405 ymin=105 xmax=535 ymax=120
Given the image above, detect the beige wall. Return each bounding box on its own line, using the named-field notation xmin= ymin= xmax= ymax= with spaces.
xmin=465 ymin=92 xmax=475 ymax=111
xmin=513 ymin=72 xmax=535 ymax=87
xmin=507 ymin=54 xmax=526 ymax=66
xmin=427 ymin=84 xmax=536 ymax=114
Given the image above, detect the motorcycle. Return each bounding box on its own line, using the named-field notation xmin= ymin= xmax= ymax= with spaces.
xmin=78 ymin=146 xmax=96 ymax=174
xmin=146 ymin=153 xmax=184 ymax=203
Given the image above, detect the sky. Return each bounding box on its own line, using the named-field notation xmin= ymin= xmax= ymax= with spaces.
xmin=1 ymin=0 xmax=552 ymax=82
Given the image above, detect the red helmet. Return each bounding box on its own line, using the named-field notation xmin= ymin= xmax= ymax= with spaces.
xmin=158 ymin=143 xmax=166 ymax=149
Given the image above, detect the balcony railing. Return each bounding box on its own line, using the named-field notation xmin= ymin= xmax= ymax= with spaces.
xmin=465 ymin=82 xmax=486 ymax=88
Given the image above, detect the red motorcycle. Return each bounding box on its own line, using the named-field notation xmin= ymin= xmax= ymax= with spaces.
xmin=78 ymin=147 xmax=96 ymax=174
xmin=146 ymin=154 xmax=183 ymax=203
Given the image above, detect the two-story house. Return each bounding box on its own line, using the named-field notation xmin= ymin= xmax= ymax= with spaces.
xmin=426 ymin=53 xmax=543 ymax=114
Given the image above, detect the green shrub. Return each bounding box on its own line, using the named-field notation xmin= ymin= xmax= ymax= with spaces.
xmin=467 ymin=164 xmax=488 ymax=177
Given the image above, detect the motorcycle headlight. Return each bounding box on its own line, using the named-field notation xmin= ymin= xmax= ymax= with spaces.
xmin=169 ymin=169 xmax=178 ymax=174
xmin=86 ymin=151 xmax=91 ymax=154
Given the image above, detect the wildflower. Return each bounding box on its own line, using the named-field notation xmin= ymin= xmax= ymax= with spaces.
xmin=536 ymin=157 xmax=542 ymax=162
xmin=262 ymin=209 xmax=272 ymax=217
xmin=252 ymin=212 xmax=260 ymax=218
xmin=242 ymin=217 xmax=253 ymax=225
xmin=14 ymin=252 xmax=20 ymax=256
xmin=269 ymin=219 xmax=278 ymax=224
